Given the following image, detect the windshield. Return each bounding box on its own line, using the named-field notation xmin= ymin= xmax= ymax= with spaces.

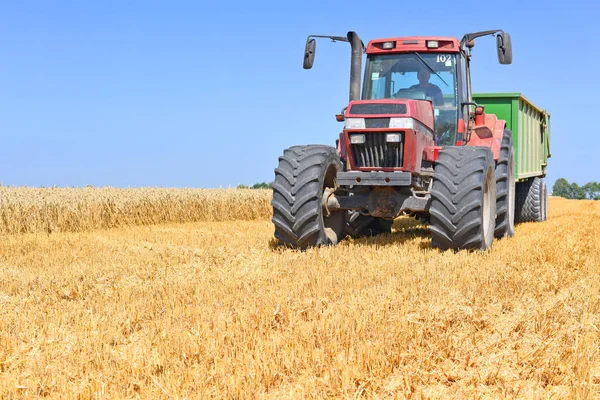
xmin=363 ymin=53 xmax=458 ymax=145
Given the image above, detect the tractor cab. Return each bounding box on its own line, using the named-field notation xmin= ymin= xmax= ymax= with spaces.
xmin=361 ymin=37 xmax=467 ymax=146
xmin=302 ymin=32 xmax=512 ymax=150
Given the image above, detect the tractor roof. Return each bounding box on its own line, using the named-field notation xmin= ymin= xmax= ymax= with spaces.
xmin=366 ymin=36 xmax=461 ymax=55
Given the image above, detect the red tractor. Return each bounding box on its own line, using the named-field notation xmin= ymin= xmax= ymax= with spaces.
xmin=272 ymin=30 xmax=514 ymax=250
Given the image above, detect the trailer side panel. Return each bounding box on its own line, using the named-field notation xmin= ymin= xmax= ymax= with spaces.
xmin=473 ymin=93 xmax=550 ymax=181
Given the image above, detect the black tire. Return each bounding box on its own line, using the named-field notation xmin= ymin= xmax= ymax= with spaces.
xmin=430 ymin=146 xmax=496 ymax=250
xmin=376 ymin=218 xmax=394 ymax=234
xmin=515 ymin=177 xmax=547 ymax=223
xmin=345 ymin=211 xmax=393 ymax=238
xmin=494 ymin=129 xmax=516 ymax=238
xmin=271 ymin=145 xmax=345 ymax=248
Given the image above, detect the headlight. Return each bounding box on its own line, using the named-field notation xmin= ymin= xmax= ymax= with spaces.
xmin=344 ymin=118 xmax=366 ymax=129
xmin=386 ymin=133 xmax=402 ymax=143
xmin=389 ymin=118 xmax=414 ymax=129
xmin=350 ymin=134 xmax=366 ymax=144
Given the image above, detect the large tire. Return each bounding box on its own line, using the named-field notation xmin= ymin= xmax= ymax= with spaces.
xmin=515 ymin=177 xmax=547 ymax=223
xmin=271 ymin=145 xmax=345 ymax=248
xmin=494 ymin=129 xmax=516 ymax=238
xmin=430 ymin=147 xmax=496 ymax=250
xmin=345 ymin=211 xmax=393 ymax=238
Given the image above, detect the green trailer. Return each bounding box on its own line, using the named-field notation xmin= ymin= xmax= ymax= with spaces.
xmin=473 ymin=93 xmax=551 ymax=223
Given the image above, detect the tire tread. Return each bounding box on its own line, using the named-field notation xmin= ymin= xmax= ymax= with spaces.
xmin=271 ymin=145 xmax=341 ymax=248
xmin=430 ymin=146 xmax=496 ymax=250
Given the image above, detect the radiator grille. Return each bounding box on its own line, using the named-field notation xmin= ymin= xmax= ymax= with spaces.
xmin=351 ymin=132 xmax=404 ymax=168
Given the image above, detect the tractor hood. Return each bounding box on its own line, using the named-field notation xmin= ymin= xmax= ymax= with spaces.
xmin=343 ymin=99 xmax=434 ymax=132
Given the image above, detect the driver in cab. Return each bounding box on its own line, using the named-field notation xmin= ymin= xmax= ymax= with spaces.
xmin=401 ymin=69 xmax=445 ymax=106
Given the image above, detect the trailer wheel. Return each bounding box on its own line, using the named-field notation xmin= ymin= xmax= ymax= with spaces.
xmin=515 ymin=177 xmax=547 ymax=223
xmin=345 ymin=211 xmax=393 ymax=238
xmin=494 ymin=129 xmax=516 ymax=238
xmin=430 ymin=147 xmax=496 ymax=250
xmin=271 ymin=145 xmax=345 ymax=248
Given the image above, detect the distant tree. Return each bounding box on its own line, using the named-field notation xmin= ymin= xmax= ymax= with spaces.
xmin=251 ymin=182 xmax=273 ymax=189
xmin=552 ymin=178 xmax=571 ymax=198
xmin=552 ymin=178 xmax=599 ymax=200
xmin=571 ymin=182 xmax=588 ymax=200
xmin=583 ymin=182 xmax=600 ymax=200
xmin=237 ymin=182 xmax=273 ymax=189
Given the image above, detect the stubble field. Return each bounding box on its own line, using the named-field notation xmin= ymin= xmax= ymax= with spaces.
xmin=0 ymin=188 xmax=599 ymax=398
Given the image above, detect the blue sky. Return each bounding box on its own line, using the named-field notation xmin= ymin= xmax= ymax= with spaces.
xmin=1 ymin=1 xmax=597 ymax=188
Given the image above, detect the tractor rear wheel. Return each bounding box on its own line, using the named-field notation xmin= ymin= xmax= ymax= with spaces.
xmin=515 ymin=177 xmax=548 ymax=223
xmin=345 ymin=211 xmax=393 ymax=238
xmin=494 ymin=129 xmax=516 ymax=238
xmin=271 ymin=145 xmax=345 ymax=248
xmin=430 ymin=147 xmax=496 ymax=250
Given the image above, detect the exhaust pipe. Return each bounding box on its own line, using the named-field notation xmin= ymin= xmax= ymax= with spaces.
xmin=347 ymin=31 xmax=362 ymax=102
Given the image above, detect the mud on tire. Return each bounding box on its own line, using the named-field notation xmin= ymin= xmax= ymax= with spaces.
xmin=430 ymin=146 xmax=496 ymax=250
xmin=271 ymin=145 xmax=345 ymax=249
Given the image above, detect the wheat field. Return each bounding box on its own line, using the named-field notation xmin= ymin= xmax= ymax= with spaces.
xmin=0 ymin=188 xmax=599 ymax=399
xmin=0 ymin=187 xmax=271 ymax=234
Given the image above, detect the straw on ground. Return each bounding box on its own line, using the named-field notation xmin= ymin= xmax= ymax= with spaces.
xmin=0 ymin=191 xmax=598 ymax=398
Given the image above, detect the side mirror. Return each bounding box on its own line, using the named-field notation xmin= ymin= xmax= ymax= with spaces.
xmin=497 ymin=33 xmax=512 ymax=64
xmin=303 ymin=39 xmax=316 ymax=69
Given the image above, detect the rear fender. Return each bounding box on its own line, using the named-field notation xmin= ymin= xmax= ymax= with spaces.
xmin=467 ymin=112 xmax=505 ymax=160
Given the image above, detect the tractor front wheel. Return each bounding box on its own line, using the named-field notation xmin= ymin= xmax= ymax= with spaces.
xmin=430 ymin=147 xmax=496 ymax=250
xmin=271 ymin=145 xmax=345 ymax=249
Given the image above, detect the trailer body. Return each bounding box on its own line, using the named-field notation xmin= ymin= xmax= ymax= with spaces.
xmin=473 ymin=93 xmax=551 ymax=181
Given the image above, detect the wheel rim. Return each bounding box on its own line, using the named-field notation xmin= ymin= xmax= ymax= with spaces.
xmin=545 ymin=185 xmax=548 ymax=220
xmin=482 ymin=167 xmax=494 ymax=248
xmin=541 ymin=181 xmax=548 ymax=221
xmin=322 ymin=165 xmax=344 ymax=244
